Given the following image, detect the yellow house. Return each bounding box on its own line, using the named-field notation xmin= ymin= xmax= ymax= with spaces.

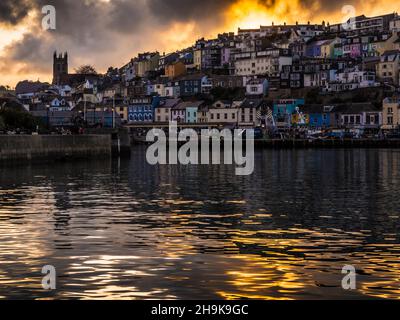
xmin=378 ymin=32 xmax=400 ymax=54
xmin=382 ymin=97 xmax=400 ymax=129
xmin=193 ymin=49 xmax=202 ymax=70
xmin=115 ymin=105 xmax=129 ymax=123
xmin=320 ymin=38 xmax=341 ymax=59
xmin=165 ymin=61 xmax=186 ymax=79
xmin=137 ymin=52 xmax=160 ymax=77
xmin=376 ymin=50 xmax=400 ymax=85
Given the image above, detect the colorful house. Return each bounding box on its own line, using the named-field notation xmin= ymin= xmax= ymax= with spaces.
xmin=178 ymin=74 xmax=208 ymax=97
xmin=185 ymin=101 xmax=204 ymax=123
xmin=301 ymin=104 xmax=335 ymax=128
xmin=165 ymin=61 xmax=187 ymax=79
xmin=128 ymin=96 xmax=160 ymax=123
xmin=154 ymin=98 xmax=181 ymax=123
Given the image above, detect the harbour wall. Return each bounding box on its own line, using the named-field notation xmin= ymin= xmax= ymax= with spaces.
xmin=0 ymin=135 xmax=112 ymax=163
xmin=254 ymin=139 xmax=400 ymax=148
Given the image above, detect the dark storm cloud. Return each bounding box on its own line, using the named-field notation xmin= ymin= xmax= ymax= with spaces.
xmin=0 ymin=0 xmax=32 ymax=25
xmin=3 ymin=0 xmax=233 ymax=72
xmin=147 ymin=0 xmax=234 ymax=23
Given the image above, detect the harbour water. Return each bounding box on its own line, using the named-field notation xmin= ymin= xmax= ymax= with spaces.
xmin=0 ymin=147 xmax=400 ymax=299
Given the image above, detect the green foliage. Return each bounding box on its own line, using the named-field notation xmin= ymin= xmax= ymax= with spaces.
xmin=210 ymin=87 xmax=245 ymax=101
xmin=74 ymin=65 xmax=98 ymax=75
xmin=0 ymin=108 xmax=45 ymax=132
xmin=0 ymin=116 xmax=5 ymax=131
xmin=305 ymin=89 xmax=322 ymax=104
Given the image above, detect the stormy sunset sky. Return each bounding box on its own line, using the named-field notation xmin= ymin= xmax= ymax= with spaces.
xmin=0 ymin=0 xmax=397 ymax=87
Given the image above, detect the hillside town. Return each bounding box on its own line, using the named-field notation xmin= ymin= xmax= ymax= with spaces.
xmin=2 ymin=12 xmax=400 ymax=139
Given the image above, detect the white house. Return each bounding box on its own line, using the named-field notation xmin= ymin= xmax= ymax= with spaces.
xmin=246 ymin=78 xmax=268 ymax=96
xmin=326 ymin=68 xmax=379 ymax=92
xmin=164 ymin=81 xmax=180 ymax=98
xmin=50 ymin=98 xmax=72 ymax=111
xmin=234 ymin=49 xmax=292 ymax=77
xmin=207 ymin=100 xmax=239 ymax=124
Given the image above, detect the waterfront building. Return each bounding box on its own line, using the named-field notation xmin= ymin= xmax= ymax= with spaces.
xmin=301 ymin=104 xmax=338 ymax=128
xmin=155 ymin=98 xmax=181 ymax=123
xmin=185 ymin=101 xmax=205 ymax=123
xmin=273 ymin=99 xmax=305 ymax=127
xmin=128 ymin=96 xmax=160 ymax=123
xmin=238 ymin=99 xmax=264 ymax=128
xmin=382 ymin=97 xmax=400 ymax=130
xmin=338 ymin=103 xmax=382 ymax=129
xmin=171 ymin=102 xmax=187 ymax=123
xmin=207 ymin=100 xmax=239 ymax=125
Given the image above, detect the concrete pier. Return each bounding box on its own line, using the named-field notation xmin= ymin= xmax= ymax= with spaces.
xmin=0 ymin=135 xmax=111 ymax=163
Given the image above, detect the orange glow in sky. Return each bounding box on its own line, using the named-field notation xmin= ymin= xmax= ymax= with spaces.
xmin=0 ymin=1 xmax=399 ymax=87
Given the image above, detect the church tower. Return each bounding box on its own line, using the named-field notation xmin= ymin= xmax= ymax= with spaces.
xmin=52 ymin=51 xmax=68 ymax=85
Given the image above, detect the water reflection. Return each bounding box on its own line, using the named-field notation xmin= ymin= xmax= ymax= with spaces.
xmin=0 ymin=148 xmax=400 ymax=299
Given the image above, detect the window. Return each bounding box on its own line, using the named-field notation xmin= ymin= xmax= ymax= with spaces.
xmin=388 ymin=116 xmax=393 ymax=124
xmin=232 ymin=114 xmax=236 ymax=119
xmin=224 ymin=113 xmax=228 ymax=120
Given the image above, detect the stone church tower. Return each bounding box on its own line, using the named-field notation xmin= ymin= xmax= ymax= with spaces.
xmin=52 ymin=51 xmax=68 ymax=85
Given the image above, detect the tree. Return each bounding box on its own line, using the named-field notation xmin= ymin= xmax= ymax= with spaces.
xmin=0 ymin=116 xmax=5 ymax=131
xmin=75 ymin=65 xmax=98 ymax=75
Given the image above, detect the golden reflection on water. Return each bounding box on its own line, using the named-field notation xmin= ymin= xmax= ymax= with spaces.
xmin=1 ymin=149 xmax=400 ymax=299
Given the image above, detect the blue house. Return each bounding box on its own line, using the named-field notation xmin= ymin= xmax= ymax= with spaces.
xmin=178 ymin=74 xmax=208 ymax=96
xmin=128 ymin=96 xmax=160 ymax=123
xmin=305 ymin=40 xmax=324 ymax=57
xmin=185 ymin=101 xmax=204 ymax=123
xmin=303 ymin=105 xmax=338 ymax=128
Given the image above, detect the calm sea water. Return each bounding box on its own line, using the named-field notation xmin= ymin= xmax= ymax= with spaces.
xmin=0 ymin=147 xmax=400 ymax=300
